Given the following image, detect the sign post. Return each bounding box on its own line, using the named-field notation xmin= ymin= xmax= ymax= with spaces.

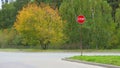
xmin=77 ymin=15 xmax=85 ymax=56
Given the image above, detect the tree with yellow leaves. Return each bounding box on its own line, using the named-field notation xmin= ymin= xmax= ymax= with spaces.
xmin=14 ymin=3 xmax=66 ymax=49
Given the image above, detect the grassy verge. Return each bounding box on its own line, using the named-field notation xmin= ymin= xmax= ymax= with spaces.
xmin=70 ymin=56 xmax=120 ymax=66
xmin=0 ymin=49 xmax=120 ymax=52
xmin=0 ymin=49 xmax=64 ymax=52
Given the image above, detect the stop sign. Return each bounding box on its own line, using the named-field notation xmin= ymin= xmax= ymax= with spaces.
xmin=77 ymin=15 xmax=85 ymax=24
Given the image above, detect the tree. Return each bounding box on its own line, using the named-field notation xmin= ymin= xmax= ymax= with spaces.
xmin=107 ymin=0 xmax=120 ymax=22
xmin=14 ymin=3 xmax=66 ymax=49
xmin=0 ymin=29 xmax=18 ymax=48
xmin=0 ymin=0 xmax=30 ymax=29
xmin=110 ymin=7 xmax=120 ymax=48
xmin=59 ymin=0 xmax=115 ymax=49
xmin=0 ymin=3 xmax=16 ymax=29
xmin=35 ymin=0 xmax=63 ymax=9
xmin=116 ymin=7 xmax=120 ymax=28
xmin=14 ymin=0 xmax=30 ymax=11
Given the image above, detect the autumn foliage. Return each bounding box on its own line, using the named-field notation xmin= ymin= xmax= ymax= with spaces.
xmin=14 ymin=3 xmax=66 ymax=49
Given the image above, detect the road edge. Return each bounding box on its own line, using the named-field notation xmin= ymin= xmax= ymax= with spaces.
xmin=62 ymin=58 xmax=120 ymax=68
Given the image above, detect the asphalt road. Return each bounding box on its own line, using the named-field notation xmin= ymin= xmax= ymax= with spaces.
xmin=0 ymin=52 xmax=120 ymax=68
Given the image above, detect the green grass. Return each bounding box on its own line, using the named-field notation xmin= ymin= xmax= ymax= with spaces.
xmin=0 ymin=49 xmax=120 ymax=52
xmin=0 ymin=49 xmax=64 ymax=52
xmin=0 ymin=49 xmax=85 ymax=52
xmin=70 ymin=56 xmax=120 ymax=66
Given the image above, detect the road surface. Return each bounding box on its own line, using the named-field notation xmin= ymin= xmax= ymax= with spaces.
xmin=0 ymin=52 xmax=120 ymax=68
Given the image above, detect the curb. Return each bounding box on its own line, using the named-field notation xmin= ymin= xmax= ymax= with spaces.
xmin=62 ymin=58 xmax=120 ymax=68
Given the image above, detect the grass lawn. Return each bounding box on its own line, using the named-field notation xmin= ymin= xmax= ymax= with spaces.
xmin=70 ymin=56 xmax=120 ymax=66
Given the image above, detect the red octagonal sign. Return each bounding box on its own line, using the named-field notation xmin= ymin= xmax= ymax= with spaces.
xmin=77 ymin=15 xmax=85 ymax=24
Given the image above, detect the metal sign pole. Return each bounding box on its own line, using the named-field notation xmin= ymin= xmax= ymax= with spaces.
xmin=80 ymin=24 xmax=83 ymax=56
